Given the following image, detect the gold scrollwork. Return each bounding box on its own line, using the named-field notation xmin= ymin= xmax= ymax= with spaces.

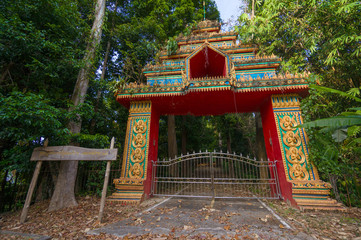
xmin=280 ymin=115 xmax=297 ymax=131
xmin=286 ymin=147 xmax=305 ymax=165
xmin=279 ymin=113 xmax=310 ymax=181
xmin=132 ymin=134 xmax=146 ymax=148
xmin=129 ymin=163 xmax=144 ymax=178
xmin=133 ymin=120 xmax=147 ymax=134
xmin=131 ymin=148 xmax=144 ymax=163
xmin=289 ymin=163 xmax=309 ymax=180
xmin=283 ymin=131 xmax=301 ymax=147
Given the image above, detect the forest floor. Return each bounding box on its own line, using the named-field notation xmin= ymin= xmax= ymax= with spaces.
xmin=0 ymin=196 xmax=360 ymax=239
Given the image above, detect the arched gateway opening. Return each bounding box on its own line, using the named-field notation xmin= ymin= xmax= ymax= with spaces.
xmin=110 ymin=20 xmax=340 ymax=210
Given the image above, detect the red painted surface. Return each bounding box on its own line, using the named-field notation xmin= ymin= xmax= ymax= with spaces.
xmin=189 ymin=46 xmax=226 ymax=79
xmin=260 ymin=97 xmax=296 ymax=206
xmin=117 ymin=88 xmax=308 ymax=116
xmin=143 ymin=108 xmax=160 ymax=198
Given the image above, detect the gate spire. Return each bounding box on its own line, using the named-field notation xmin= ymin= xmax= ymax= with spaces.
xmin=203 ymin=0 xmax=206 ymax=21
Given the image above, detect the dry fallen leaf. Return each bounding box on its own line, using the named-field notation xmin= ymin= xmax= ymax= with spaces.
xmin=260 ymin=218 xmax=267 ymax=222
xmin=279 ymin=224 xmax=285 ymax=229
xmin=224 ymin=225 xmax=231 ymax=230
xmin=184 ymin=225 xmax=192 ymax=230
xmin=135 ymin=218 xmax=144 ymax=225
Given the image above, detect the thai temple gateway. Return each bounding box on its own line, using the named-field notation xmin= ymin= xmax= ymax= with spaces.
xmin=110 ymin=20 xmax=343 ymax=210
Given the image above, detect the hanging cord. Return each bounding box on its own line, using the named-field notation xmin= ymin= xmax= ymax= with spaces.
xmin=232 ymin=90 xmax=238 ymax=114
xmin=203 ymin=46 xmax=209 ymax=70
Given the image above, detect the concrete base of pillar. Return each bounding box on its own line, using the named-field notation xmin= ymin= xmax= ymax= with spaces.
xmin=108 ymin=178 xmax=144 ymax=204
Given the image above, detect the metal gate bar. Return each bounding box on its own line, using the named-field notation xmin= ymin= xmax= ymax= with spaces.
xmin=151 ymin=151 xmax=281 ymax=199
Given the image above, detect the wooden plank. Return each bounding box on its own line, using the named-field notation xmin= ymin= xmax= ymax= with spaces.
xmin=20 ymin=161 xmax=42 ymax=223
xmin=30 ymin=146 xmax=118 ymax=161
xmin=98 ymin=138 xmax=115 ymax=223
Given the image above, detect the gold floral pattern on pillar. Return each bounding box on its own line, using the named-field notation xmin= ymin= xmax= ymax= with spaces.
xmin=279 ymin=115 xmax=309 ymax=180
xmin=129 ymin=119 xmax=148 ymax=178
xmin=129 ymin=163 xmax=144 ymax=178
xmin=272 ymin=95 xmax=318 ymax=181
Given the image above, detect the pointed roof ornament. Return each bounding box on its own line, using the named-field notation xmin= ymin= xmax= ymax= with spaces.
xmin=203 ymin=1 xmax=206 ymax=21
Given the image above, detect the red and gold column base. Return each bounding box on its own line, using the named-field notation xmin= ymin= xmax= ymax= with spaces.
xmin=109 ymin=178 xmax=144 ymax=205
xmin=291 ymin=180 xmax=345 ymax=211
xmin=270 ymin=95 xmax=345 ymax=211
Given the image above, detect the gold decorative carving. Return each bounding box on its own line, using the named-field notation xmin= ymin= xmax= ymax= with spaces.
xmin=129 ymin=163 xmax=144 ymax=178
xmin=289 ymin=163 xmax=309 ymax=180
xmin=286 ymin=147 xmax=305 ymax=164
xmin=273 ymin=98 xmax=312 ymax=181
xmin=283 ymin=131 xmax=302 ymax=147
xmin=271 ymin=95 xmax=301 ymax=108
xmin=280 ymin=115 xmax=297 ymax=131
xmin=132 ymin=134 xmax=146 ymax=148
xmin=130 ymin=147 xmax=144 ymax=163
xmin=133 ymin=119 xmax=147 ymax=134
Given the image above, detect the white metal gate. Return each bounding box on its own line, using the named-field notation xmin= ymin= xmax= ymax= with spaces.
xmin=151 ymin=151 xmax=281 ymax=199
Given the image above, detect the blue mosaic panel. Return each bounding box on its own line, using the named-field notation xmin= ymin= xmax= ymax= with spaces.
xmin=147 ymin=77 xmax=183 ymax=86
xmin=236 ymin=72 xmax=276 ymax=80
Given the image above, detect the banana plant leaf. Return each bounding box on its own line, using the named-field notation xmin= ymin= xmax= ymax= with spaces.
xmin=298 ymin=115 xmax=361 ymax=129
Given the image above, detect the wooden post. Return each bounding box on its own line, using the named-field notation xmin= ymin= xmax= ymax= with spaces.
xmin=20 ymin=161 xmax=42 ymax=223
xmin=98 ymin=137 xmax=115 ymax=223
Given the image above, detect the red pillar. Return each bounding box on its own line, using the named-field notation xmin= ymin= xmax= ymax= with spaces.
xmin=260 ymin=96 xmax=296 ymax=206
xmin=144 ymin=108 xmax=159 ymax=198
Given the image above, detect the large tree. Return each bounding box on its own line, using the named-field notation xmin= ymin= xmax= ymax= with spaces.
xmin=48 ymin=0 xmax=106 ymax=211
xmin=0 ymin=0 xmax=96 ymax=211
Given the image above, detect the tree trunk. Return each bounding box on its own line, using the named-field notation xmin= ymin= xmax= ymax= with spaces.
xmin=0 ymin=62 xmax=14 ymax=83
xmin=89 ymin=41 xmax=111 ymax=134
xmin=168 ymin=115 xmax=178 ymax=176
xmin=90 ymin=0 xmax=117 ymax=134
xmin=181 ymin=115 xmax=188 ymax=176
xmin=251 ymin=0 xmax=255 ymax=19
xmin=227 ymin=132 xmax=235 ymax=177
xmin=0 ymin=170 xmax=8 ymax=212
xmin=35 ymin=173 xmax=45 ymax=202
xmin=255 ymin=113 xmax=268 ymax=181
xmin=181 ymin=116 xmax=187 ymax=155
xmin=226 ymin=132 xmax=231 ymax=153
xmin=48 ymin=0 xmax=106 ymax=212
xmin=218 ymin=132 xmax=222 ymax=149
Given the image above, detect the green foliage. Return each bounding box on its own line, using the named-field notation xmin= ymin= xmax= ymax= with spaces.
xmin=166 ymin=37 xmax=178 ymax=56
xmin=237 ymin=0 xmax=361 ymax=206
xmin=300 ymin=86 xmax=361 ymax=206
xmin=0 ymin=91 xmax=68 ymax=170
xmin=0 ymin=0 xmax=90 ymax=98
xmin=237 ymin=0 xmax=361 ymax=88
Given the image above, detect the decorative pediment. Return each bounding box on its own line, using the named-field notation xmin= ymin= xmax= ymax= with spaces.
xmin=185 ymin=42 xmax=230 ymax=81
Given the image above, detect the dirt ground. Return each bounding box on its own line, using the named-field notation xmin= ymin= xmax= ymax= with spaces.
xmin=0 ymin=196 xmax=360 ymax=239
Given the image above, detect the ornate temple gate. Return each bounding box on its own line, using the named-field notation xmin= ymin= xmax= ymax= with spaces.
xmin=151 ymin=152 xmax=281 ymax=199
xmin=110 ymin=20 xmax=343 ymax=210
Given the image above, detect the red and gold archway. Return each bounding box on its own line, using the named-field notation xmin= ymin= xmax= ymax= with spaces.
xmin=110 ymin=20 xmax=340 ymax=210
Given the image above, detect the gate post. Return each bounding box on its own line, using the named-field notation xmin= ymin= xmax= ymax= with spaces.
xmin=209 ymin=153 xmax=215 ymax=198
xmin=110 ymin=101 xmax=159 ymax=204
xmin=261 ymin=94 xmax=334 ymax=208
